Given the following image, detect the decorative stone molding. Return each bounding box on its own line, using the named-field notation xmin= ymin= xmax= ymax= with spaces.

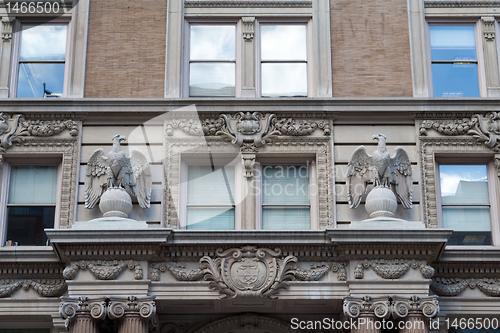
xmin=482 ymin=17 xmax=496 ymax=41
xmin=63 ymin=260 xmax=143 ymax=281
xmin=192 ymin=313 xmax=302 ymax=333
xmin=108 ymin=296 xmax=156 ymax=321
xmin=1 ymin=17 xmax=14 ymax=40
xmin=431 ymin=277 xmax=500 ymax=297
xmin=184 ymin=0 xmax=312 ymax=8
xmin=354 ymin=259 xmax=434 ymax=280
xmin=0 ymin=279 xmax=67 ymax=298
xmin=420 ymin=137 xmax=494 ymax=228
xmin=150 ymin=262 xmax=204 ymax=282
xmin=391 ymin=295 xmax=439 ymax=319
xmin=419 ymin=113 xmax=500 ymax=152
xmin=294 ymin=262 xmax=347 ymax=281
xmin=60 ymin=296 xmax=107 ymax=329
xmin=242 ymin=152 xmax=256 ymax=178
xmin=0 ymin=112 xmax=79 ymax=152
xmin=242 ymin=17 xmax=255 ymax=40
xmin=343 ymin=296 xmax=391 ymax=319
xmin=425 ymin=0 xmax=500 ymax=7
xmin=199 ymin=246 xmax=297 ymax=299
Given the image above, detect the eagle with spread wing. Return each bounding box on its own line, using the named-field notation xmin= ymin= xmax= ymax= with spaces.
xmin=347 ymin=134 xmax=412 ymax=209
xmin=85 ymin=134 xmax=152 ymax=209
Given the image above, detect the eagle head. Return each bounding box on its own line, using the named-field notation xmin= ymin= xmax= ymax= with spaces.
xmin=372 ymin=133 xmax=386 ymax=141
xmin=112 ymin=134 xmax=126 ymax=143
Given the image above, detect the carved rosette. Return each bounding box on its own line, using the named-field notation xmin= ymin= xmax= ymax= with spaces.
xmin=60 ymin=296 xmax=107 ymax=328
xmin=108 ymin=296 xmax=156 ymax=321
xmin=391 ymin=295 xmax=439 ymax=319
xmin=0 ymin=112 xmax=79 ymax=152
xmin=343 ymin=296 xmax=391 ymax=319
xmin=199 ymin=246 xmax=297 ymax=299
xmin=419 ymin=112 xmax=500 ymax=152
xmin=354 ymin=259 xmax=434 ymax=280
xmin=431 ymin=277 xmax=500 ymax=297
xmin=63 ymin=260 xmax=143 ymax=281
xmin=0 ymin=279 xmax=66 ymax=298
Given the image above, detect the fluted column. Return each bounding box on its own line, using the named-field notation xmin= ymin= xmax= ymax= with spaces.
xmin=344 ymin=296 xmax=391 ymax=333
xmin=108 ymin=296 xmax=156 ymax=333
xmin=59 ymin=296 xmax=107 ymax=333
xmin=392 ymin=295 xmax=439 ymax=333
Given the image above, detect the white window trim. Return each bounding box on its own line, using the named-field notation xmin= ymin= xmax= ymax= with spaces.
xmin=179 ymin=155 xmax=243 ymax=230
xmin=0 ymin=158 xmax=63 ymax=247
xmin=182 ymin=19 xmax=242 ymax=98
xmin=425 ymin=19 xmax=487 ymax=98
xmin=10 ymin=18 xmax=71 ymax=98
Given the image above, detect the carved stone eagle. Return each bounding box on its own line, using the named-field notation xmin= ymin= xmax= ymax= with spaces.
xmin=347 ymin=134 xmax=412 ymax=209
xmin=85 ymin=134 xmax=152 ymax=209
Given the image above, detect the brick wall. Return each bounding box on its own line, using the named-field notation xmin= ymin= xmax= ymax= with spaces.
xmin=330 ymin=0 xmax=413 ymax=97
xmin=85 ymin=0 xmax=166 ymax=98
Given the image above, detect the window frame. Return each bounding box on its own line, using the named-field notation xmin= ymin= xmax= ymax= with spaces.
xmin=0 ymin=157 xmax=63 ymax=247
xmin=435 ymin=156 xmax=500 ymax=247
xmin=182 ymin=19 xmax=242 ymax=98
xmin=9 ymin=17 xmax=72 ymax=98
xmin=425 ymin=19 xmax=487 ymax=97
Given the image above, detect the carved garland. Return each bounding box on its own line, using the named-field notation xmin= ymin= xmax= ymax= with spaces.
xmin=431 ymin=277 xmax=500 ymax=297
xmin=354 ymin=259 xmax=434 ymax=280
xmin=294 ymin=262 xmax=347 ymax=282
xmin=63 ymin=260 xmax=143 ymax=281
xmin=0 ymin=279 xmax=67 ymax=298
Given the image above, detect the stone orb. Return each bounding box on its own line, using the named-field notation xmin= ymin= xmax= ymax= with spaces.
xmin=99 ymin=187 xmax=133 ymax=218
xmin=365 ymin=186 xmax=398 ymax=218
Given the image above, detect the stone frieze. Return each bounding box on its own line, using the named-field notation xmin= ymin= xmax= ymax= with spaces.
xmin=354 ymin=259 xmax=434 ymax=279
xmin=63 ymin=260 xmax=143 ymax=281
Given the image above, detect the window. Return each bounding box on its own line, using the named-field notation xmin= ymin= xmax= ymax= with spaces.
xmin=188 ymin=24 xmax=236 ymax=97
xmin=15 ymin=24 xmax=68 ymax=98
xmin=437 ymin=163 xmax=495 ymax=245
xmin=180 ymin=157 xmax=316 ymax=230
xmin=260 ymin=25 xmax=308 ymax=97
xmin=429 ymin=24 xmax=481 ymax=97
xmin=0 ymin=162 xmax=60 ymax=246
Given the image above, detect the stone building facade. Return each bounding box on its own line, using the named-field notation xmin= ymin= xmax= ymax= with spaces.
xmin=0 ymin=0 xmax=499 ymax=333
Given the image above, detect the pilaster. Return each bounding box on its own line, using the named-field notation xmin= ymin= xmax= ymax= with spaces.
xmin=0 ymin=17 xmax=15 ymax=98
xmin=108 ymin=296 xmax=157 ymax=333
xmin=343 ymin=296 xmax=391 ymax=333
xmin=59 ymin=296 xmax=107 ymax=333
xmin=241 ymin=17 xmax=256 ymax=98
xmin=481 ymin=17 xmax=500 ymax=97
xmin=392 ymin=295 xmax=439 ymax=333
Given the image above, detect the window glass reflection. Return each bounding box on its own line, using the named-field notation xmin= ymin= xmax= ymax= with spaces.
xmin=190 ymin=25 xmax=235 ymax=60
xmin=261 ymin=25 xmax=307 ymax=61
xmin=430 ymin=25 xmax=476 ymax=61
xmin=189 ymin=63 xmax=235 ymax=97
xmin=17 ymin=63 xmax=65 ymax=98
xmin=261 ymin=63 xmax=307 ymax=97
xmin=20 ymin=25 xmax=67 ymax=61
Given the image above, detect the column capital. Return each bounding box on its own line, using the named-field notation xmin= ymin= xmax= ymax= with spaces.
xmin=343 ymin=296 xmax=391 ymax=319
xmin=108 ymin=296 xmax=156 ymax=321
xmin=391 ymin=295 xmax=439 ymax=320
xmin=59 ymin=296 xmax=107 ymax=329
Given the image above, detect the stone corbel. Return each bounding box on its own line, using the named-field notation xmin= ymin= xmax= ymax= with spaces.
xmin=242 ymin=17 xmax=255 ymax=40
xmin=59 ymin=296 xmax=107 ymax=329
xmin=391 ymin=295 xmax=439 ymax=319
xmin=343 ymin=296 xmax=391 ymax=319
xmin=242 ymin=153 xmax=256 ymax=178
xmin=482 ymin=17 xmax=495 ymax=41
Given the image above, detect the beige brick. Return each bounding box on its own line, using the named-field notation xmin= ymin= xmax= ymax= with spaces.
xmin=85 ymin=0 xmax=166 ymax=97
xmin=330 ymin=0 xmax=413 ymax=97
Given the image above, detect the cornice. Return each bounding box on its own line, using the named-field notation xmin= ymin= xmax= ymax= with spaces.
xmin=184 ymin=0 xmax=312 ymax=7
xmin=425 ymin=0 xmax=500 ymax=7
xmin=440 ymin=247 xmax=500 ymax=262
xmin=0 ymin=246 xmax=59 ymax=262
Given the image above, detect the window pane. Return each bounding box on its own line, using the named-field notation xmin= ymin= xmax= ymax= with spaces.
xmin=262 ymin=165 xmax=309 ymax=204
xmin=20 ymin=25 xmax=67 ymax=61
xmin=187 ymin=165 xmax=235 ymax=205
xmin=6 ymin=206 xmax=55 ymax=246
xmin=262 ymin=207 xmax=310 ymax=230
xmin=443 ymin=206 xmax=491 ymax=231
xmin=261 ymin=63 xmax=307 ymax=97
xmin=261 ymin=25 xmax=307 ymax=61
xmin=430 ymin=25 xmax=476 ymax=61
xmin=186 ymin=207 xmax=235 ymax=230
xmin=189 ymin=63 xmax=235 ymax=97
xmin=439 ymin=165 xmax=489 ymax=204
xmin=431 ymin=63 xmax=479 ymax=97
xmin=8 ymin=166 xmax=58 ymax=205
xmin=17 ymin=63 xmax=65 ymax=98
xmin=190 ymin=25 xmax=235 ymax=61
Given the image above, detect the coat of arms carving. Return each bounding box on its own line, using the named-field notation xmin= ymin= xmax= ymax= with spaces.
xmin=200 ymin=246 xmax=297 ymax=299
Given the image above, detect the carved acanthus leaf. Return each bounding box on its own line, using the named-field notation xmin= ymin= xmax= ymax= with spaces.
xmin=0 ymin=112 xmax=79 ymax=152
xmin=63 ymin=260 xmax=143 ymax=281
xmin=150 ymin=262 xmax=204 ymax=282
xmin=355 ymin=259 xmax=434 ymax=280
xmin=419 ymin=113 xmax=500 ymax=152
xmin=199 ymin=246 xmax=297 ymax=299
xmin=0 ymin=279 xmax=66 ymax=298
